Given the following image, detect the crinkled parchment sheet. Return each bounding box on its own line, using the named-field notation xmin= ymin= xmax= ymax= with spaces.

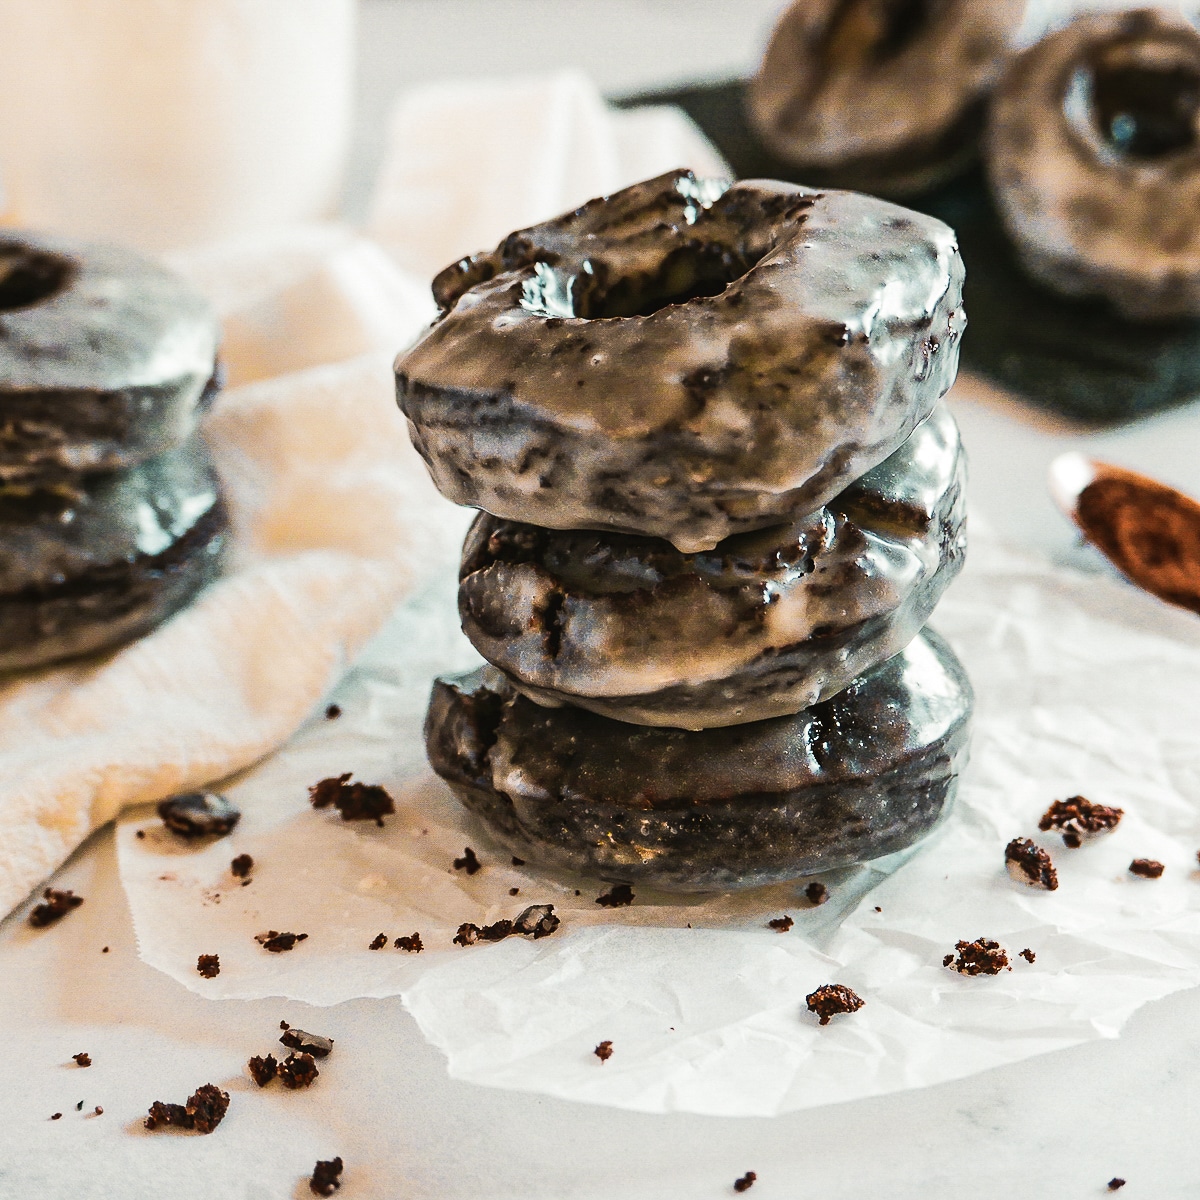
xmin=117 ymin=519 xmax=1200 ymax=1117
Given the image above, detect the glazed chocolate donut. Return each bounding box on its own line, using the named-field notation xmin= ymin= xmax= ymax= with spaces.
xmin=426 ymin=628 xmax=972 ymax=892
xmin=0 ymin=436 xmax=227 ymax=671
xmin=397 ymin=169 xmax=965 ymax=553
xmin=0 ymin=233 xmax=220 ymax=482
xmin=747 ymin=0 xmax=1025 ymax=196
xmin=459 ymin=404 xmax=966 ymax=729
xmin=988 ymin=9 xmax=1200 ymax=321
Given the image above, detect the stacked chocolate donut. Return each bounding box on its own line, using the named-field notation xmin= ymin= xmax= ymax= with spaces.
xmin=401 ymin=170 xmax=974 ymax=891
xmin=0 ymin=234 xmax=227 ymax=671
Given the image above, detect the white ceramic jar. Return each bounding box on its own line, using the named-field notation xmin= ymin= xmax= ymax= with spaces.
xmin=0 ymin=0 xmax=356 ymax=251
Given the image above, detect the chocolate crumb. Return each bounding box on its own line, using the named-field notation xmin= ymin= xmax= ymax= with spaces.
xmin=29 ymin=888 xmax=84 ymax=927
xmin=230 ymin=854 xmax=253 ymax=878
xmin=196 ymin=954 xmax=220 ymax=978
xmin=945 ymin=938 xmax=1009 ymax=975
xmin=278 ymin=1052 xmax=319 ymax=1089
xmin=50 ymin=1113 xmax=61 ymax=1120
xmin=144 ymin=1084 xmax=229 ymax=1134
xmin=1130 ymin=858 xmax=1165 ymax=878
xmin=594 ymin=1040 xmax=613 ymax=1062
xmin=325 ymin=704 xmax=341 ymax=720
xmin=509 ymin=887 xmax=520 ymax=896
xmin=1039 ymin=796 xmax=1122 ymax=847
xmin=805 ymin=983 xmax=865 ymax=1025
xmin=72 ymin=1052 xmax=91 ymax=1068
xmin=768 ymin=915 xmax=794 ymax=933
xmin=574 ymin=889 xmax=581 ymax=896
xmin=596 ymin=884 xmax=635 ymax=908
xmin=874 ymin=906 xmax=882 ymax=913
xmin=255 ymin=931 xmax=308 ymax=953
xmin=368 ymin=933 xmax=387 ymax=951
xmin=734 ymin=1172 xmax=758 ymax=1193
xmin=75 ymin=1101 xmax=84 ymax=1111
xmin=805 ymin=881 xmax=830 ymax=906
xmin=308 ymin=773 xmax=394 ymax=826
xmin=1019 ymin=948 xmax=1036 ymax=963
xmin=453 ymin=923 xmax=480 ymax=947
xmin=453 ymin=846 xmax=481 ymax=875
xmin=513 ymin=904 xmax=560 ymax=938
xmin=310 ymin=1157 xmax=344 ymax=1196
xmin=101 ymin=946 xmax=109 ymax=953
xmin=281 ymin=1021 xmax=290 ymax=1030
xmin=1005 ymin=838 xmax=1059 ymax=890
xmin=248 ymin=1054 xmax=278 ymax=1087
xmin=395 ymin=932 xmax=424 ymax=953
xmin=280 ymin=1028 xmax=333 ymax=1059
xmin=511 ymin=856 xmax=525 ymax=866
xmin=157 ymin=791 xmax=241 ymax=839
xmin=136 ymin=830 xmax=146 ymax=839
xmin=1108 ymin=1180 xmax=1126 ymax=1192
xmin=91 ymin=1106 xmax=103 ymax=1117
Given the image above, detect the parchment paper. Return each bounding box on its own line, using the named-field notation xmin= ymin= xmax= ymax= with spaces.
xmin=116 ymin=515 xmax=1200 ymax=1116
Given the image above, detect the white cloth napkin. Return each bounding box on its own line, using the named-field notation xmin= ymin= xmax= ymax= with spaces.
xmin=0 ymin=72 xmax=728 ymax=918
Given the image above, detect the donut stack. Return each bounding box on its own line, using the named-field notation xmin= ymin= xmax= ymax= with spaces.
xmin=0 ymin=233 xmax=227 ymax=671
xmin=401 ymin=170 xmax=974 ymax=891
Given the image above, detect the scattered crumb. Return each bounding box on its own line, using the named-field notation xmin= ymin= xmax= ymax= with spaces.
xmin=1039 ymin=796 xmax=1122 ymax=847
xmin=136 ymin=830 xmax=146 ymax=839
xmin=596 ymin=884 xmax=635 ymax=908
xmin=278 ymin=1053 xmax=319 ymax=1089
xmin=874 ymin=906 xmax=882 ymax=913
xmin=574 ymin=889 xmax=581 ymax=896
xmin=1005 ymin=838 xmax=1059 ymax=890
xmin=594 ymin=1040 xmax=613 ymax=1063
xmin=768 ymin=915 xmax=794 ymax=933
xmin=734 ymin=1172 xmax=757 ymax=1193
xmin=144 ymin=1084 xmax=229 ymax=1134
xmin=509 ymin=887 xmax=520 ymax=896
xmin=454 ymin=905 xmax=559 ymax=946
xmin=368 ymin=933 xmax=387 ymax=951
xmin=280 ymin=1028 xmax=334 ymax=1059
xmin=805 ymin=881 xmax=830 ymax=906
xmin=325 ymin=704 xmax=341 ymax=720
xmin=308 ymin=773 xmax=394 ymax=826
xmin=310 ymin=1157 xmax=344 ymax=1196
xmin=29 ymin=888 xmax=84 ymax=928
xmin=281 ymin=1020 xmax=290 ymax=1030
xmin=805 ymin=984 xmax=865 ymax=1025
xmin=248 ymin=1054 xmax=278 ymax=1087
xmin=50 ymin=1113 xmax=61 ymax=1121
xmin=72 ymin=1053 xmax=91 ymax=1068
xmin=511 ymin=856 xmax=526 ymax=866
xmin=453 ymin=846 xmax=482 ymax=875
xmin=101 ymin=947 xmax=109 ymax=953
xmin=1108 ymin=1180 xmax=1126 ymax=1192
xmin=1130 ymin=858 xmax=1164 ymax=879
xmin=196 ymin=954 xmax=220 ymax=978
xmin=1019 ymin=948 xmax=1036 ymax=963
xmin=944 ymin=938 xmax=1009 ymax=976
xmin=157 ymin=791 xmax=241 ymax=838
xmin=255 ymin=931 xmax=308 ymax=953
xmin=395 ymin=933 xmax=423 ymax=953
xmin=75 ymin=1101 xmax=83 ymax=1111
xmin=230 ymin=854 xmax=253 ymax=879
xmin=91 ymin=1107 xmax=103 ymax=1117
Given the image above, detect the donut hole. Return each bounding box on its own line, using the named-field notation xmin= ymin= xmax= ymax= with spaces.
xmin=0 ymin=244 xmax=73 ymax=311
xmin=826 ymin=0 xmax=944 ymax=68
xmin=524 ymin=246 xmax=766 ymax=321
xmin=1069 ymin=46 xmax=1200 ymax=160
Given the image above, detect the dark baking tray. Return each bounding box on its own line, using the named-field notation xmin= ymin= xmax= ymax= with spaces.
xmin=614 ymin=80 xmax=1200 ymax=427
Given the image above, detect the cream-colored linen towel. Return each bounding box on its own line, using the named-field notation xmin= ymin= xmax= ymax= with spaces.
xmin=0 ymin=71 xmax=727 ymax=918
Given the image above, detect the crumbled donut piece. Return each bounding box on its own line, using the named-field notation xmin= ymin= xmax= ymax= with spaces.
xmin=1129 ymin=859 xmax=1164 ymax=879
xmin=308 ymin=774 xmax=394 ymax=826
xmin=310 ymin=1157 xmax=344 ymax=1196
xmin=29 ymin=889 xmax=84 ymax=927
xmin=144 ymin=1084 xmax=229 ymax=1133
xmin=1038 ymin=796 xmax=1123 ymax=848
xmin=196 ymin=954 xmax=220 ymax=978
xmin=594 ymin=1041 xmax=613 ymax=1063
xmin=805 ymin=984 xmax=865 ymax=1025
xmin=1005 ymin=838 xmax=1059 ymax=890
xmin=944 ymin=938 xmax=1009 ymax=976
xmin=769 ymin=915 xmax=794 ymax=933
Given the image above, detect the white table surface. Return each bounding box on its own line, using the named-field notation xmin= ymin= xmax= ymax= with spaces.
xmin=5 ymin=2 xmax=1200 ymax=1197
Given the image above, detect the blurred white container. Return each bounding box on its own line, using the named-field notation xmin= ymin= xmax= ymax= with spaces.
xmin=0 ymin=0 xmax=356 ymax=251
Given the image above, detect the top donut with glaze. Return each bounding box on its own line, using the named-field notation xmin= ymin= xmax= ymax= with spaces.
xmin=0 ymin=233 xmax=219 ymax=481
xmin=397 ymin=170 xmax=965 ymax=553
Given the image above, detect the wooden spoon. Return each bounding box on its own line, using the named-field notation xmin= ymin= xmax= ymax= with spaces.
xmin=1049 ymin=452 xmax=1200 ymax=616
